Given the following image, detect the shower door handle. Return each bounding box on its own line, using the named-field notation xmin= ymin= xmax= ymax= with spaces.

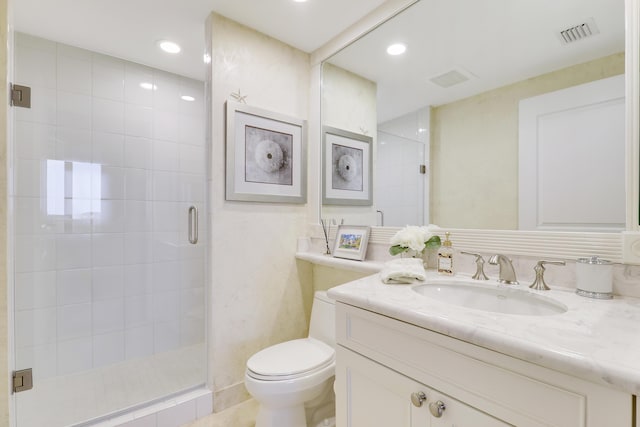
xmin=188 ymin=206 xmax=198 ymax=244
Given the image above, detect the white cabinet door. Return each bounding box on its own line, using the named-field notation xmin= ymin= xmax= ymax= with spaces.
xmin=336 ymin=346 xmax=428 ymax=427
xmin=336 ymin=346 xmax=511 ymax=427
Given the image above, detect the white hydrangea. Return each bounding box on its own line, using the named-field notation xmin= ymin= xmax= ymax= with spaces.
xmin=390 ymin=225 xmax=437 ymax=252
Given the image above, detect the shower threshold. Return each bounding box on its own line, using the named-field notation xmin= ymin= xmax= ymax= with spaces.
xmin=16 ymin=343 xmax=206 ymax=427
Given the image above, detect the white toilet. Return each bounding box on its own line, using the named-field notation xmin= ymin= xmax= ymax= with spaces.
xmin=245 ymin=291 xmax=336 ymax=427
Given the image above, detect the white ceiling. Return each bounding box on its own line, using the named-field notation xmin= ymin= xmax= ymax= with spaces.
xmin=12 ymin=0 xmax=387 ymax=81
xmin=13 ymin=0 xmax=626 ymax=124
xmin=329 ymin=0 xmax=625 ymax=123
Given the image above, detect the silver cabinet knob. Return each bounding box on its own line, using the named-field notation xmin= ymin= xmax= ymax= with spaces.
xmin=410 ymin=391 xmax=427 ymax=407
xmin=429 ymin=400 xmax=446 ymax=417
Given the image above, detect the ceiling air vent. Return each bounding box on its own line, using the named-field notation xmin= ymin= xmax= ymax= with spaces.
xmin=559 ymin=18 xmax=600 ymax=44
xmin=428 ymin=67 xmax=475 ymax=88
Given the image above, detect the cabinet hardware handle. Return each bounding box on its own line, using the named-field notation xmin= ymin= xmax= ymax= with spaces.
xmin=410 ymin=391 xmax=427 ymax=407
xmin=429 ymin=400 xmax=446 ymax=417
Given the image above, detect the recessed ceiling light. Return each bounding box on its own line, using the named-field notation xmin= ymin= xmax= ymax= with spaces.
xmin=181 ymin=95 xmax=195 ymax=102
xmin=386 ymin=43 xmax=407 ymax=56
xmin=139 ymin=82 xmax=157 ymax=91
xmin=293 ymin=0 xmax=308 ymax=2
xmin=158 ymin=40 xmax=181 ymax=54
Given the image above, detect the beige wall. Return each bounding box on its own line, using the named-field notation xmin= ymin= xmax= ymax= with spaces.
xmin=430 ymin=53 xmax=625 ymax=230
xmin=312 ymin=264 xmax=368 ymax=292
xmin=321 ymin=63 xmax=378 ymax=225
xmin=208 ymin=13 xmax=311 ymax=411
xmin=322 ymin=63 xmax=377 ymax=135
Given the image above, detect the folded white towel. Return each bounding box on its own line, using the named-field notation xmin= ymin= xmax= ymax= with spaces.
xmin=379 ymin=258 xmax=426 ymax=284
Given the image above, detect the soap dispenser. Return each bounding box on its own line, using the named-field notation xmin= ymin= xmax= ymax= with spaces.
xmin=437 ymin=232 xmax=454 ymax=275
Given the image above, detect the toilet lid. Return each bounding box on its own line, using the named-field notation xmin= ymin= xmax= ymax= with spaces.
xmin=247 ymin=338 xmax=334 ymax=379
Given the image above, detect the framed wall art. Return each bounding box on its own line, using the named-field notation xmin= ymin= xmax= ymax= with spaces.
xmin=332 ymin=225 xmax=371 ymax=261
xmin=322 ymin=126 xmax=373 ymax=206
xmin=226 ymin=101 xmax=307 ymax=203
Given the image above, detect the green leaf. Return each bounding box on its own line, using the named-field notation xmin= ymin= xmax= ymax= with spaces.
xmin=389 ymin=245 xmax=408 ymax=256
xmin=425 ymin=235 xmax=441 ymax=248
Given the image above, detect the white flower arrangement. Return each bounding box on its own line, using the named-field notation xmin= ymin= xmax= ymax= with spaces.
xmin=389 ymin=225 xmax=441 ymax=256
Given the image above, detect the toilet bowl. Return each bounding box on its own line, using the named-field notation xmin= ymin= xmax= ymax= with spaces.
xmin=245 ymin=291 xmax=336 ymax=427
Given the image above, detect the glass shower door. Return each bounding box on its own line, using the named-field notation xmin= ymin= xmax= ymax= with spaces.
xmin=375 ymin=130 xmax=427 ymax=226
xmin=12 ymin=33 xmax=207 ymax=426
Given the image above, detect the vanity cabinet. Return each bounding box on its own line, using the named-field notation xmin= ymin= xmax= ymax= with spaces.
xmin=335 ymin=302 xmax=633 ymax=427
xmin=337 ymin=346 xmax=510 ymax=426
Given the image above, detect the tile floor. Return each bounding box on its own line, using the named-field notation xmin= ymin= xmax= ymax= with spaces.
xmin=185 ymin=399 xmax=258 ymax=427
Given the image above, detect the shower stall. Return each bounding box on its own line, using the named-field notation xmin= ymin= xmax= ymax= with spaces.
xmin=375 ymin=108 xmax=430 ymax=227
xmin=375 ymin=129 xmax=428 ymax=227
xmin=11 ymin=32 xmax=208 ymax=426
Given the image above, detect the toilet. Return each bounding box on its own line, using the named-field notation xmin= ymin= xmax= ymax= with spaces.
xmin=245 ymin=291 xmax=336 ymax=427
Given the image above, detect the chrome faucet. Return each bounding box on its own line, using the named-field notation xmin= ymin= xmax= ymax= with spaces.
xmin=488 ymin=254 xmax=518 ymax=285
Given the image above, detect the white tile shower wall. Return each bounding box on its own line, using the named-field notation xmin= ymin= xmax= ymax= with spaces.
xmin=13 ymin=32 xmax=206 ymax=388
xmin=376 ymin=109 xmax=430 ymax=227
xmin=375 ymin=133 xmax=425 ymax=226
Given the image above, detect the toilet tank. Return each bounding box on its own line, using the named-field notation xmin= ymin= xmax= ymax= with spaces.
xmin=308 ymin=291 xmax=335 ymax=347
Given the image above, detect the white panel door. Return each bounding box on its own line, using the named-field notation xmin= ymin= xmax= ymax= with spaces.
xmin=519 ymin=75 xmax=625 ymax=231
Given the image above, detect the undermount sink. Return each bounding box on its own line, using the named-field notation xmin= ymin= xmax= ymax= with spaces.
xmin=412 ymin=279 xmax=568 ymax=316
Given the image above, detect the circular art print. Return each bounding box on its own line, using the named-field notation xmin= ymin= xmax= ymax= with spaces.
xmin=332 ymin=143 xmax=363 ymax=191
xmin=245 ymin=125 xmax=293 ymax=185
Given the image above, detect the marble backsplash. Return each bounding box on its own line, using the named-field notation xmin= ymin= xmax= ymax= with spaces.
xmin=303 ymin=237 xmax=640 ymax=299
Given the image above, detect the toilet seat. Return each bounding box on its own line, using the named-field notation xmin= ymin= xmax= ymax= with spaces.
xmin=247 ymin=338 xmax=335 ymax=381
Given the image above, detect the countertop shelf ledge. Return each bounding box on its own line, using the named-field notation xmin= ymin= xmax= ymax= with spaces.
xmin=295 ymin=251 xmax=384 ymax=274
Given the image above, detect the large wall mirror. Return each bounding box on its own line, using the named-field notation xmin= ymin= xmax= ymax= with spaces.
xmin=321 ymin=0 xmax=626 ymax=233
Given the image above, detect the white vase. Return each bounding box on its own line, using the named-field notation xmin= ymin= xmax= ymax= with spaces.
xmin=422 ymin=246 xmax=440 ymax=270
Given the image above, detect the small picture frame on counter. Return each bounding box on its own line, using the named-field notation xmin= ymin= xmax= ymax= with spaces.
xmin=332 ymin=225 xmax=370 ymax=261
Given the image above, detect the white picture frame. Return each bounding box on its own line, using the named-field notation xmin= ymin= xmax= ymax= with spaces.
xmin=332 ymin=225 xmax=371 ymax=261
xmin=226 ymin=101 xmax=307 ymax=203
xmin=322 ymin=126 xmax=373 ymax=206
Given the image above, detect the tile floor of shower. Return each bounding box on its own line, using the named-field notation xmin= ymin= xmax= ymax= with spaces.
xmin=17 ymin=344 xmax=206 ymax=427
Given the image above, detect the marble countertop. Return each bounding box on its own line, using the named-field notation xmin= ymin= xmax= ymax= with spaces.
xmin=328 ymin=271 xmax=640 ymax=395
xmin=295 ymin=252 xmax=384 ymax=274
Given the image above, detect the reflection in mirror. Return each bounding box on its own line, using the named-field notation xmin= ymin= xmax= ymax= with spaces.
xmin=321 ymin=0 xmax=626 ymax=231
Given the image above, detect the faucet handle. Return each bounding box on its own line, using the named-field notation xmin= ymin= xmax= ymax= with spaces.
xmin=461 ymin=252 xmax=489 ymax=280
xmin=529 ymin=260 xmax=566 ymax=290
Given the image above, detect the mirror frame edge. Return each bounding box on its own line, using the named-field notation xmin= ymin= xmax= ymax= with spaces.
xmin=623 ymin=0 xmax=640 ymax=264
xmin=311 ymin=0 xmax=639 ymax=264
xmin=309 ymin=0 xmax=419 ymax=67
xmin=308 ymin=0 xmax=419 ymax=234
